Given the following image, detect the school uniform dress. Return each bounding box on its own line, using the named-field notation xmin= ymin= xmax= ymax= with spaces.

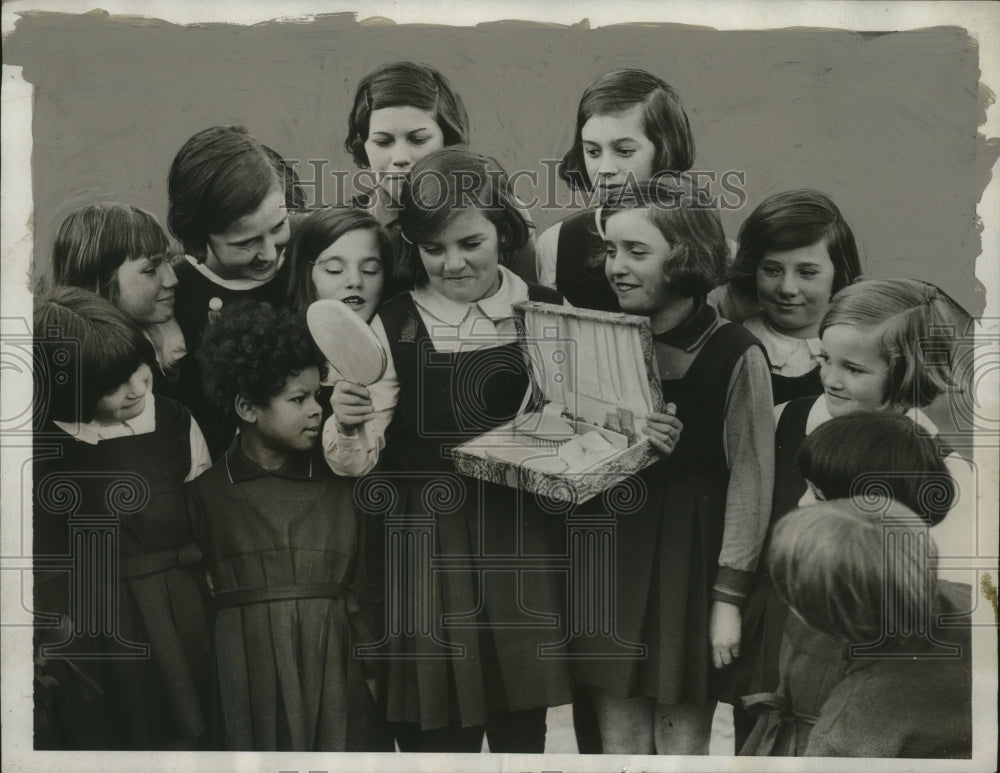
xmin=185 ymin=441 xmax=387 ymax=751
xmin=742 ymin=313 xmax=824 ymax=405
xmin=804 ymin=580 xmax=973 ymax=758
xmin=33 ymin=395 xmax=212 ymax=749
xmin=324 ymin=266 xmax=573 ymax=742
xmin=172 ymin=254 xmax=292 ymax=459
xmin=571 ymin=299 xmax=774 ymax=705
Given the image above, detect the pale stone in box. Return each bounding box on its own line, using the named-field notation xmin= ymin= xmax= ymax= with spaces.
xmin=451 ymin=301 xmax=665 ymax=504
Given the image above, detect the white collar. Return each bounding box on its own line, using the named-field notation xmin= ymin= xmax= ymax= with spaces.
xmin=410 ymin=265 xmax=529 ymax=327
xmin=805 ymin=395 xmax=834 ymax=434
xmin=743 ymin=312 xmax=821 ymax=369
xmin=183 ymin=253 xmax=284 ymax=291
xmin=52 ymin=392 xmax=156 ymax=445
xmin=805 ymin=396 xmax=940 ymax=436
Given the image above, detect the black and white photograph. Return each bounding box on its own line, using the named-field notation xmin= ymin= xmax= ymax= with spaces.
xmin=2 ymin=2 xmax=998 ymax=771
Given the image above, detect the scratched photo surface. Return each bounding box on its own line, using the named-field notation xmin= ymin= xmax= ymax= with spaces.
xmin=2 ymin=2 xmax=998 ymax=772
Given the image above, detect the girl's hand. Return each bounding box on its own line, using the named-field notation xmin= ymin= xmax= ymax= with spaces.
xmin=710 ymin=600 xmax=742 ymax=669
xmin=642 ymin=402 xmax=682 ymax=456
xmin=331 ymin=381 xmax=374 ymax=433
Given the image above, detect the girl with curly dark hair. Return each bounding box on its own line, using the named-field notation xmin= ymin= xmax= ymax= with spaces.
xmin=185 ymin=300 xmax=390 ymax=751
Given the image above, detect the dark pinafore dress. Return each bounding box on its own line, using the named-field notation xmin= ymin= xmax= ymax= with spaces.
xmin=32 ymin=396 xmax=212 ymax=749
xmin=735 ymin=395 xmax=818 ymax=700
xmin=366 ymin=287 xmax=573 ymax=732
xmin=555 ymin=210 xmax=620 ymax=312
xmin=572 ymin=321 xmax=759 ymax=705
xmin=185 ymin=443 xmax=388 ymax=751
xmin=770 ymin=367 xmax=823 ymax=406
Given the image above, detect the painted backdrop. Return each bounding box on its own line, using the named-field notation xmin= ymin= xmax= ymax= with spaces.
xmin=4 ymin=12 xmax=998 ymax=315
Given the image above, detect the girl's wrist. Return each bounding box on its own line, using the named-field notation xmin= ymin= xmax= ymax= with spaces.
xmin=335 ymin=418 xmax=359 ymax=436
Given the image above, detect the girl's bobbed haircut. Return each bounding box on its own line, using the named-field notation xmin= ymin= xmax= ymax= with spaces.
xmin=51 ymin=202 xmax=171 ymax=304
xmin=34 ymin=286 xmax=153 ymax=425
xmin=559 ymin=69 xmax=695 ymax=191
xmin=167 ymin=126 xmax=304 ymax=260
xmin=397 ymin=149 xmax=529 ymax=288
xmin=196 ymin=300 xmax=325 ymax=419
xmin=728 ymin=189 xmax=862 ymax=299
xmin=768 ymin=499 xmax=938 ymax=645
xmin=345 ymin=61 xmax=470 ymax=168
xmin=285 ymin=207 xmax=396 ymax=312
xmin=799 ymin=412 xmax=956 ymax=526
xmin=598 ymin=175 xmax=728 ymax=298
xmin=820 ymin=279 xmax=968 ymax=409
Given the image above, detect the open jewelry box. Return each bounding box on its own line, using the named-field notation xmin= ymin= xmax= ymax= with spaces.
xmin=451 ymin=300 xmax=665 ymax=504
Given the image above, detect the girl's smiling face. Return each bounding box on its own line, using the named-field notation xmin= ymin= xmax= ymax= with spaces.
xmin=93 ymin=363 xmax=152 ymax=424
xmin=581 ymin=104 xmax=657 ymax=203
xmin=115 ymin=254 xmax=178 ymax=326
xmin=756 ymin=239 xmax=836 ymax=339
xmin=311 ymin=228 xmax=385 ymax=322
xmin=417 ymin=209 xmax=501 ymax=304
xmin=818 ymin=324 xmax=893 ymax=417
xmin=604 ymin=208 xmax=674 ymax=316
xmin=364 ymin=106 xmax=446 ymax=198
xmin=205 ymin=186 xmax=290 ymax=282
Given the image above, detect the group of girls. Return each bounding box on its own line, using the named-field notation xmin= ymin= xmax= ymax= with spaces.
xmin=31 ymin=60 xmax=974 ymax=757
